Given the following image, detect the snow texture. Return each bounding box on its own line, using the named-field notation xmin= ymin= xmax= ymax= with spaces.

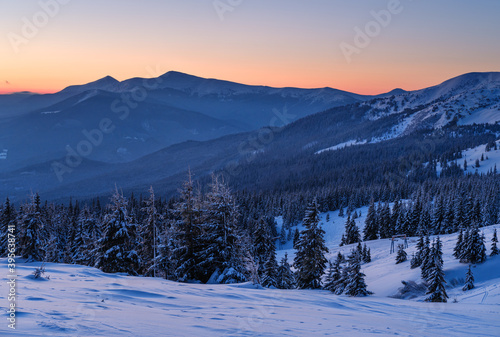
xmin=2 ymin=208 xmax=499 ymax=335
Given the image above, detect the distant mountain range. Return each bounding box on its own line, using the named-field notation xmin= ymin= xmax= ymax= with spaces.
xmin=0 ymin=71 xmax=389 ymax=173
xmin=0 ymin=71 xmax=499 ymax=202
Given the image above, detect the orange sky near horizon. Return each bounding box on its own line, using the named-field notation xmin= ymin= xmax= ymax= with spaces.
xmin=1 ymin=0 xmax=499 ymax=96
xmin=2 ymin=61 xmax=494 ymax=96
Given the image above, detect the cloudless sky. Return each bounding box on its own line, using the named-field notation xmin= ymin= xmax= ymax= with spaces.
xmin=1 ymin=0 xmax=499 ymax=94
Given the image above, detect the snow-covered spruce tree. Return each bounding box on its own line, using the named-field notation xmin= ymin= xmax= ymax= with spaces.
xmin=460 ymin=225 xmax=487 ymax=264
xmin=420 ymin=236 xmax=432 ymax=280
xmin=44 ymin=206 xmax=69 ymax=263
xmin=356 ymin=242 xmax=363 ymax=257
xmin=406 ymin=200 xmax=421 ymax=237
xmin=70 ymin=207 xmax=100 ymax=266
xmin=156 ymin=228 xmax=174 ymax=280
xmin=418 ymin=208 xmax=432 ymax=236
xmin=431 ymin=196 xmax=445 ymax=234
xmin=71 ymin=210 xmax=88 ymax=265
xmin=196 ymin=175 xmax=246 ymax=284
xmin=253 ymin=217 xmax=274 ymax=277
xmin=462 ymin=265 xmax=474 ymax=291
xmin=395 ymin=244 xmax=407 ymax=264
xmin=171 ymin=172 xmax=202 ymax=282
xmin=491 ymin=228 xmax=499 ymax=256
xmin=324 ymin=255 xmax=342 ymax=293
xmin=342 ymin=215 xmax=361 ymax=245
xmin=338 ymin=206 xmax=344 ymax=218
xmin=242 ymin=249 xmax=260 ymax=285
xmin=425 ymin=237 xmax=448 ymax=303
xmin=0 ymin=198 xmax=16 ymax=257
xmin=459 ymin=229 xmax=470 ymax=259
xmin=84 ymin=208 xmax=102 ymax=267
xmin=334 ymin=265 xmax=349 ymax=295
xmin=277 ymin=253 xmax=295 ymax=289
xmin=294 ymin=199 xmax=328 ymax=289
xmin=453 ymin=229 xmax=464 ymax=259
xmin=18 ymin=193 xmax=45 ymax=262
xmin=391 ymin=199 xmax=402 ymax=232
xmin=378 ymin=202 xmax=393 ymax=239
xmin=344 ymin=252 xmax=371 ymax=297
xmin=412 ymin=234 xmax=425 ymax=268
xmin=400 ymin=211 xmax=413 ymax=238
xmin=261 ymin=247 xmax=279 ymax=288
xmin=363 ymin=199 xmax=378 ymax=241
xmin=323 ymin=261 xmax=336 ymax=292
xmin=96 ymin=189 xmax=140 ymax=275
xmin=410 ymin=253 xmax=420 ymax=269
xmin=139 ymin=187 xmax=163 ymax=277
xmin=362 ymin=244 xmax=371 ymax=263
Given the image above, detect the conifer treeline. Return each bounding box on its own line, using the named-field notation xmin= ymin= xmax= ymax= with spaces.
xmin=0 ymin=175 xmax=294 ymax=288
xmin=240 ymin=174 xmax=500 ymax=237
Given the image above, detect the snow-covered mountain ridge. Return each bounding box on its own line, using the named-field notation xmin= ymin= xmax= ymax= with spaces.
xmin=362 ymin=72 xmax=500 ymax=136
xmin=56 ymin=71 xmax=372 ymax=106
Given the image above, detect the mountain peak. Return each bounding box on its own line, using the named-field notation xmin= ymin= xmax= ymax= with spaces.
xmin=95 ymin=75 xmax=119 ymax=84
xmin=159 ymin=71 xmax=207 ymax=83
xmin=436 ymin=71 xmax=500 ymax=91
xmin=60 ymin=75 xmax=120 ymax=95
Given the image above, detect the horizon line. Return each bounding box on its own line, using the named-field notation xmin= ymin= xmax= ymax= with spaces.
xmin=2 ymin=70 xmax=499 ymax=96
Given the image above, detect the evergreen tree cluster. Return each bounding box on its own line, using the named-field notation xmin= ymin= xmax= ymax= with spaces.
xmin=294 ymin=200 xmax=329 ymax=289
xmin=0 ymin=175 xmax=298 ymax=287
xmin=324 ymin=248 xmax=372 ymax=297
xmin=236 ymin=173 xmax=500 ymax=244
xmin=453 ymin=226 xmax=487 ymax=264
xmin=395 ymin=244 xmax=408 ymax=264
xmin=0 ymin=176 xmax=254 ymax=284
xmin=423 ymin=237 xmax=448 ymax=303
xmin=463 ymin=265 xmax=475 ymax=291
xmin=340 ymin=215 xmax=361 ymax=246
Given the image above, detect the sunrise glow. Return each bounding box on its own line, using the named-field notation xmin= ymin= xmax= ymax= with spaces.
xmin=1 ymin=0 xmax=500 ymax=95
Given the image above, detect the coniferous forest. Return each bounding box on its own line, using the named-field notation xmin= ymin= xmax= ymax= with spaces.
xmin=2 ymin=143 xmax=499 ymax=300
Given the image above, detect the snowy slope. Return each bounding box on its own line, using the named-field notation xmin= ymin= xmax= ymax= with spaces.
xmin=361 ymin=72 xmax=500 ymax=136
xmin=461 ymin=140 xmax=500 ymax=175
xmin=2 ymin=238 xmax=500 ymax=337
xmin=434 ymin=139 xmax=500 ymax=176
xmin=277 ymin=207 xmax=500 ymax=301
xmin=315 ymin=140 xmax=367 ymax=155
xmin=2 ymin=211 xmax=500 ymax=336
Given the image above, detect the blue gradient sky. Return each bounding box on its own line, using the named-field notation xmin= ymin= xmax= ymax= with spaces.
xmin=1 ymin=0 xmax=499 ymax=94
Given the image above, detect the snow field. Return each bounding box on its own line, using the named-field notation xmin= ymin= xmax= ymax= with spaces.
xmin=0 ymin=206 xmax=499 ymax=336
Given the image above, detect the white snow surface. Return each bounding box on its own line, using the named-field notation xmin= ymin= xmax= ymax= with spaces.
xmin=315 ymin=140 xmax=367 ymax=154
xmin=2 ymin=208 xmax=500 ymax=336
xmin=435 ymin=140 xmax=500 ymax=176
xmin=362 ymin=72 xmax=500 ymax=137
